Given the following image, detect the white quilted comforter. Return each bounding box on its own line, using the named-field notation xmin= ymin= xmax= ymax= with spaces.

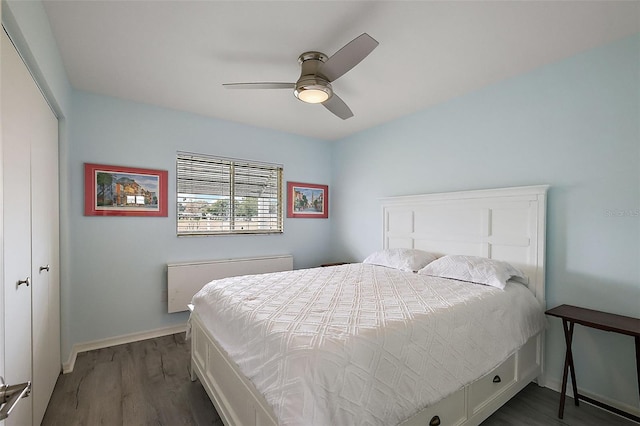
xmin=191 ymin=263 xmax=545 ymax=426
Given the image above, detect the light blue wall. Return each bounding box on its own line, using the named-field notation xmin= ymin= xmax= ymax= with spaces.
xmin=67 ymin=91 xmax=332 ymax=355
xmin=331 ymin=34 xmax=640 ymax=409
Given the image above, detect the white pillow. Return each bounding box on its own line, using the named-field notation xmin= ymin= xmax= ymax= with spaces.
xmin=417 ymin=255 xmax=526 ymax=289
xmin=363 ymin=248 xmax=437 ymax=272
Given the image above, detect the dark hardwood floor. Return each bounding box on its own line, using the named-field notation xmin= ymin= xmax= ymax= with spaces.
xmin=42 ymin=334 xmax=637 ymax=426
xmin=42 ymin=333 xmax=222 ymax=426
xmin=482 ymin=383 xmax=637 ymax=426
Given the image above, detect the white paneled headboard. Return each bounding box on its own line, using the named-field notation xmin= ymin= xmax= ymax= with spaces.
xmin=381 ymin=185 xmax=549 ymax=307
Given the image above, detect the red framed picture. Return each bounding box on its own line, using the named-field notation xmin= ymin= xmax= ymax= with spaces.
xmin=84 ymin=163 xmax=168 ymax=217
xmin=287 ymin=181 xmax=328 ymax=219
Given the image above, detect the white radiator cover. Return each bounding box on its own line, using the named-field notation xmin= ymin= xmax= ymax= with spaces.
xmin=167 ymin=255 xmax=293 ymax=313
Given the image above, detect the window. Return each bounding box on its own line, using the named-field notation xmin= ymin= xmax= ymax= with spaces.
xmin=177 ymin=152 xmax=283 ymax=235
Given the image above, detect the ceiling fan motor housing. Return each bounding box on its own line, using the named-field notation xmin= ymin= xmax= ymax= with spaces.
xmin=294 ymin=51 xmax=333 ymax=103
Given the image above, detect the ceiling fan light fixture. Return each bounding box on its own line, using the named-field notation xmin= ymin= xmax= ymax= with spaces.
xmin=295 ymin=84 xmax=332 ymax=104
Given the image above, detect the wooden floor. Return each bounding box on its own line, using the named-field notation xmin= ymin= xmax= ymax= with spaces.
xmin=42 ymin=333 xmax=222 ymax=426
xmin=42 ymin=333 xmax=637 ymax=426
xmin=482 ymin=383 xmax=637 ymax=426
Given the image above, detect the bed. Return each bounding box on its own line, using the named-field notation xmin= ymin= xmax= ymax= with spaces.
xmin=189 ymin=185 xmax=549 ymax=426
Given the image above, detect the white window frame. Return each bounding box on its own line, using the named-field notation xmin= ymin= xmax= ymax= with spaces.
xmin=176 ymin=151 xmax=283 ymax=236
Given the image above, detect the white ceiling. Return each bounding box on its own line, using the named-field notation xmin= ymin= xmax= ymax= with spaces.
xmin=42 ymin=1 xmax=640 ymax=141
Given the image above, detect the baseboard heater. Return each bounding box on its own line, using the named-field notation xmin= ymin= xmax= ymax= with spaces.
xmin=167 ymin=255 xmax=293 ymax=313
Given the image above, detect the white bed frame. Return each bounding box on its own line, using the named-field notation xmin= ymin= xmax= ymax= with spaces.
xmin=190 ymin=185 xmax=549 ymax=426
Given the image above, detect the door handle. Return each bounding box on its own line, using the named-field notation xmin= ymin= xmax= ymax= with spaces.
xmin=0 ymin=377 xmax=31 ymax=420
xmin=17 ymin=277 xmax=30 ymax=287
xmin=39 ymin=265 xmax=50 ymax=273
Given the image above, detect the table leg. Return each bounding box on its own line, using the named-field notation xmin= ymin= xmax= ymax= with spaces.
xmin=567 ymin=322 xmax=579 ymax=407
xmin=559 ymin=319 xmax=577 ymax=419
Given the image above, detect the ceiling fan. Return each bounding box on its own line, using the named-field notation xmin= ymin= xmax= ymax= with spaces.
xmin=223 ymin=33 xmax=379 ymax=120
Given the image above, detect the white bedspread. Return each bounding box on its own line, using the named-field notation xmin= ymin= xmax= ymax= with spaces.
xmin=191 ymin=263 xmax=545 ymax=426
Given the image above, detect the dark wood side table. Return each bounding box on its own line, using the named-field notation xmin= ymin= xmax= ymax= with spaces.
xmin=545 ymin=304 xmax=640 ymax=422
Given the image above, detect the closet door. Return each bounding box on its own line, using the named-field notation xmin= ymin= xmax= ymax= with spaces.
xmin=30 ymin=68 xmax=60 ymax=425
xmin=2 ymin=30 xmax=34 ymax=426
xmin=2 ymin=29 xmax=59 ymax=425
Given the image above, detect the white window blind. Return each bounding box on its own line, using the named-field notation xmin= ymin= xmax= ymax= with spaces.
xmin=177 ymin=152 xmax=283 ymax=235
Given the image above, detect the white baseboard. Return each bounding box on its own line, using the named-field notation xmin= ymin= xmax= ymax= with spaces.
xmin=62 ymin=323 xmax=188 ymax=373
xmin=545 ymin=376 xmax=640 ymax=419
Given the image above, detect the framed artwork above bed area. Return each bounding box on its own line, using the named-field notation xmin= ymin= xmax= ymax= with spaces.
xmin=188 ymin=185 xmax=549 ymax=426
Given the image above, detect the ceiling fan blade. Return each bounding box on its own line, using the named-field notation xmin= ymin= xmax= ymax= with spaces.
xmin=323 ymin=93 xmax=353 ymax=120
xmin=223 ymin=82 xmax=295 ymax=89
xmin=319 ymin=33 xmax=379 ymax=82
